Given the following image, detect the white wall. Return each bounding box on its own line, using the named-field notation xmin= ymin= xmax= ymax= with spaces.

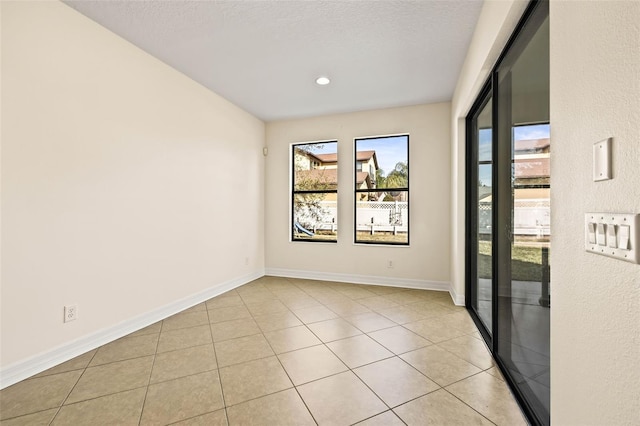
xmin=1 ymin=0 xmax=265 ymax=380
xmin=550 ymin=1 xmax=640 ymax=424
xmin=450 ymin=0 xmax=528 ymax=301
xmin=265 ymin=104 xmax=452 ymax=293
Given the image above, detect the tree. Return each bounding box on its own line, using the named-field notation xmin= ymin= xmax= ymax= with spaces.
xmin=293 ymin=170 xmax=331 ymax=226
xmin=293 ymin=144 xmax=334 ymax=231
xmin=383 ymin=161 xmax=408 ymax=189
xmin=375 ymin=168 xmax=386 ymax=188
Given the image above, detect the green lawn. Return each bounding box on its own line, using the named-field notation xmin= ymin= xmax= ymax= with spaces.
xmin=355 ymin=232 xmax=408 ymax=244
xmin=477 ymin=241 xmax=548 ymax=281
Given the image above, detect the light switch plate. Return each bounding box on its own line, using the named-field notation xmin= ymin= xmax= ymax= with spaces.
xmin=585 ymin=213 xmax=639 ymax=263
xmin=593 ymin=138 xmax=612 ymax=181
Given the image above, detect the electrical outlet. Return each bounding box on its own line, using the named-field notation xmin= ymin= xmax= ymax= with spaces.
xmin=387 ymin=260 xmax=394 ymax=268
xmin=245 ymin=257 xmax=249 ymax=266
xmin=64 ymin=305 xmax=78 ymax=323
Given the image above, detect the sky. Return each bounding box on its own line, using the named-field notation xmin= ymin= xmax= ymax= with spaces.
xmin=356 ymin=136 xmax=408 ymax=175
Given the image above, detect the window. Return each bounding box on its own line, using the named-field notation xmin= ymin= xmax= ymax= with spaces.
xmin=291 ymin=141 xmax=338 ymax=242
xmin=354 ymin=135 xmax=409 ymax=245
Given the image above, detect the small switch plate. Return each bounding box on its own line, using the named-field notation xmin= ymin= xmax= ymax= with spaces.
xmin=585 ymin=213 xmax=639 ymax=263
xmin=593 ymin=138 xmax=612 ymax=181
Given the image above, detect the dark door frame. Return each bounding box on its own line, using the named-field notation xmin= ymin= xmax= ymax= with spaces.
xmin=465 ymin=1 xmax=549 ymax=425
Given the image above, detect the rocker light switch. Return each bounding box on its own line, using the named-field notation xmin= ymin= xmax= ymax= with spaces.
xmin=587 ymin=222 xmax=596 ymax=244
xmin=618 ymin=225 xmax=630 ymax=250
xmin=607 ymin=224 xmax=617 ymax=248
xmin=585 ymin=213 xmax=639 ymax=263
xmin=596 ymin=223 xmax=606 ymax=246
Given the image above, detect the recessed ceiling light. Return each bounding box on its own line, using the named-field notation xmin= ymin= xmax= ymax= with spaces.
xmin=316 ymin=76 xmax=330 ymax=86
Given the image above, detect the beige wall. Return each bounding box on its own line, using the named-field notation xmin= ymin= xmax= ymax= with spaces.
xmin=450 ymin=0 xmax=528 ymax=301
xmin=1 ymin=0 xmax=265 ymax=372
xmin=265 ymin=104 xmax=451 ymax=290
xmin=550 ymin=1 xmax=640 ymax=424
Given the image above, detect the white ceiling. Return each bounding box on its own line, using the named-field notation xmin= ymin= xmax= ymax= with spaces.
xmin=64 ymin=0 xmax=484 ymax=122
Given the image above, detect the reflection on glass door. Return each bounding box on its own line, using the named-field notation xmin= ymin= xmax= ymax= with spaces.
xmin=501 ymin=122 xmax=550 ymax=420
xmin=469 ymin=93 xmax=493 ymax=333
xmin=466 ymin=2 xmax=550 ymax=425
xmin=496 ymin=5 xmax=550 ymax=422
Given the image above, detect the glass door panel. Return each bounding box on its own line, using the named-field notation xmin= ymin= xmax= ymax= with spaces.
xmin=466 ymin=2 xmax=550 ymax=425
xmin=496 ymin=5 xmax=550 ymax=424
xmin=474 ymin=97 xmax=493 ymax=331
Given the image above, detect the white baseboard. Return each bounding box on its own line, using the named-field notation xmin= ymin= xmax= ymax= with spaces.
xmin=0 ymin=270 xmax=264 ymax=390
xmin=449 ymin=284 xmax=466 ymax=306
xmin=265 ymin=267 xmax=457 ymax=300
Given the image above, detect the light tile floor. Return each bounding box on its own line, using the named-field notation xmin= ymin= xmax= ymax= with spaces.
xmin=0 ymin=276 xmax=527 ymax=425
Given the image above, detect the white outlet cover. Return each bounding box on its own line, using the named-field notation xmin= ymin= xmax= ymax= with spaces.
xmin=64 ymin=305 xmax=78 ymax=322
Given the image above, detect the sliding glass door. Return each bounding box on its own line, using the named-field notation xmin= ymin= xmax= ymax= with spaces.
xmin=467 ymin=88 xmax=494 ymax=335
xmin=467 ymin=2 xmax=549 ymax=425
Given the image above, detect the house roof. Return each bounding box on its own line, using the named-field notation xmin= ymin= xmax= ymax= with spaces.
xmin=514 ymin=138 xmax=550 ymax=153
xmin=356 ymin=172 xmax=370 ymax=185
xmin=356 ymin=150 xmax=379 ymax=170
xmin=515 ymin=157 xmax=550 ymax=178
xmin=315 ymin=153 xmax=337 ymax=163
xmin=295 ymin=169 xmax=373 ymax=187
xmin=299 ymin=150 xmax=379 ymax=169
xmin=295 ymin=169 xmax=338 ymax=188
xmin=478 ymin=186 xmax=493 ymax=201
xmin=356 ymin=150 xmax=375 ymax=161
xmin=294 ymin=148 xmax=324 ymax=163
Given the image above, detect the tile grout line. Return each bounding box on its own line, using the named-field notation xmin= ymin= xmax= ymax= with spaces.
xmin=351 ymin=410 xmax=409 ymax=426
xmin=0 ymin=354 xmax=102 ymax=423
xmin=233 ymin=282 xmax=391 ymax=422
xmin=305 ymin=323 xmax=394 ymax=423
xmin=205 ymin=297 xmax=231 ymax=425
xmin=441 ymin=385 xmax=499 ymax=426
xmin=295 ymin=284 xmax=494 ymax=425
xmin=288 ymin=283 xmax=419 ymax=406
xmin=212 ymin=282 xmax=487 ymax=424
xmin=46 ymin=343 xmax=101 ymax=425
xmin=267 ymin=279 xmax=487 ymax=423
xmin=136 ymin=319 xmax=163 ymax=426
xmin=260 ymin=322 xmax=320 ymax=426
xmin=301 ymin=283 xmax=443 ymax=424
xmin=0 ymin=407 xmax=54 ymax=424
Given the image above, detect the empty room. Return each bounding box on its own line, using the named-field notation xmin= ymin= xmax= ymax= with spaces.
xmin=1 ymin=0 xmax=639 ymax=425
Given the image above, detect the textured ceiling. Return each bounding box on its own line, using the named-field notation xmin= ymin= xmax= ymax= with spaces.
xmin=64 ymin=0 xmax=484 ymax=122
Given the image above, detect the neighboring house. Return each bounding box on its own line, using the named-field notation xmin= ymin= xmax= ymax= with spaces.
xmin=294 ymin=148 xmax=409 ymax=204
xmin=478 ymin=137 xmax=550 ymax=237
xmin=294 ymin=148 xmax=379 ymax=196
xmin=355 ymin=150 xmax=378 ymax=187
xmin=514 ymin=138 xmax=550 ymax=186
xmin=313 ymin=153 xmax=338 ymax=170
xmin=513 ymin=137 xmax=550 ymax=201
